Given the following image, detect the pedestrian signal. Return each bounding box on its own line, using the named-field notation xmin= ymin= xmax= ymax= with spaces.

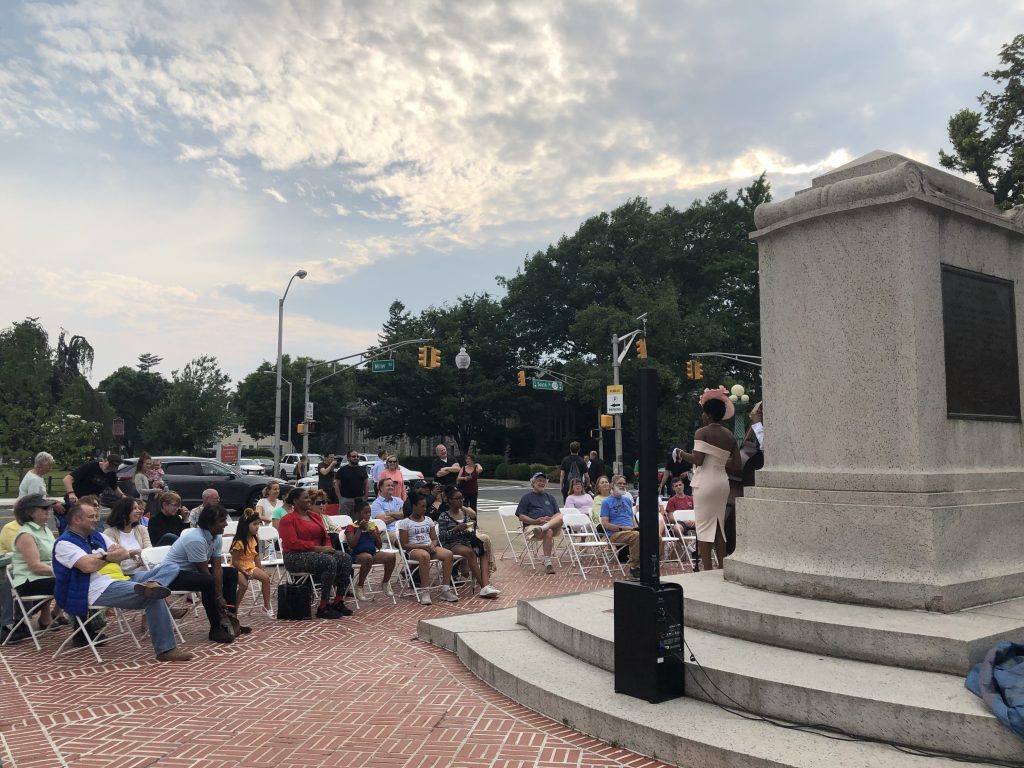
xmin=694 ymin=361 xmax=703 ymax=380
xmin=418 ymin=346 xmax=429 ymax=368
xmin=517 ymin=370 xmax=527 ymax=387
xmin=600 ymin=414 xmax=614 ymax=428
xmin=296 ymin=423 xmax=305 ymax=434
xmin=428 ymin=347 xmax=441 ymax=369
xmin=636 ymin=338 xmax=648 ymax=359
xmin=307 ymin=420 xmax=318 ymax=434
xmin=686 ymin=360 xmax=694 ymax=379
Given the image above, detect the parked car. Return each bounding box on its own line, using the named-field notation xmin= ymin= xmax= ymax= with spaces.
xmin=117 ymin=457 xmax=276 ymax=511
xmin=237 ymin=459 xmax=266 ymax=476
xmin=279 ymin=453 xmax=324 ymax=480
xmin=294 ymin=460 xmax=423 ymax=495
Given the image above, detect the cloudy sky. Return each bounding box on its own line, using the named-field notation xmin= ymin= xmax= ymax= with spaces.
xmin=1 ymin=1 xmax=1020 ymax=383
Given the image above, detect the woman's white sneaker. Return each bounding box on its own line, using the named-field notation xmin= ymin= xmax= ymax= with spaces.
xmin=478 ymin=585 xmax=500 ymax=598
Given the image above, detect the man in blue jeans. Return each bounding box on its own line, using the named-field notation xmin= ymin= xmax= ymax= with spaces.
xmin=53 ymin=501 xmax=192 ymax=662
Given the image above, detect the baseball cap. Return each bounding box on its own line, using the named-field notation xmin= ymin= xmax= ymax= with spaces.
xmin=531 ymin=472 xmax=548 ymax=481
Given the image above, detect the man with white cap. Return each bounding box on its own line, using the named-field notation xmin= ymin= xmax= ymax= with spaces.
xmin=514 ymin=472 xmax=564 ymax=574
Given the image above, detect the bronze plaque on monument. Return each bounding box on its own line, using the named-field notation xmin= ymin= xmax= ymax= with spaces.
xmin=941 ymin=264 xmax=1021 ymax=421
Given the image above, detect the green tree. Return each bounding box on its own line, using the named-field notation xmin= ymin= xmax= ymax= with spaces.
xmin=38 ymin=410 xmax=103 ymax=465
xmin=500 ymin=178 xmax=768 ymax=453
xmin=0 ymin=318 xmax=54 ymax=461
xmin=98 ymin=366 xmax=170 ymax=450
xmin=356 ymin=297 xmax=528 ymax=456
xmin=940 ymin=34 xmax=1024 ymax=207
xmin=137 ymin=353 xmax=163 ymax=372
xmin=234 ymin=355 xmax=357 ymax=453
xmin=142 ymin=355 xmax=233 ymax=453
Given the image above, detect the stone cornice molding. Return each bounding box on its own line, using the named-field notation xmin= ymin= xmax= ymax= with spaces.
xmin=751 ymin=157 xmax=1024 ymax=238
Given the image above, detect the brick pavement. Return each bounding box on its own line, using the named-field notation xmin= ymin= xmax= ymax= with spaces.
xmin=0 ymin=544 xmax=693 ymax=768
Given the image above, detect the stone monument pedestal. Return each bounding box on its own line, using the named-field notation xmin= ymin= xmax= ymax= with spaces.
xmin=728 ymin=150 xmax=1024 ymax=612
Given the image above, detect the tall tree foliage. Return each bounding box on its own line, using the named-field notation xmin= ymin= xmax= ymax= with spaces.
xmin=500 ymin=178 xmax=769 ymax=447
xmin=233 ymin=355 xmax=356 ymax=452
xmin=142 ymin=355 xmax=233 ymax=454
xmin=98 ymin=366 xmax=170 ymax=450
xmin=0 ymin=319 xmax=107 ymax=463
xmin=355 ymin=298 xmax=529 ymax=455
xmin=940 ymin=34 xmax=1024 ymax=208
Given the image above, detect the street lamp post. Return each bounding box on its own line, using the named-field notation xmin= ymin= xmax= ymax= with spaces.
xmin=264 ymin=372 xmax=294 ymax=456
xmin=728 ymin=384 xmax=751 ymax=444
xmin=455 ymin=345 xmax=471 ymax=453
xmin=273 ymin=269 xmax=307 ymax=478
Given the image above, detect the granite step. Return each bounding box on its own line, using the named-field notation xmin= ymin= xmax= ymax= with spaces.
xmin=418 ymin=607 xmax=993 ymax=768
xmin=675 ymin=570 xmax=1024 ymax=675
xmin=517 ymin=590 xmax=1024 ymax=763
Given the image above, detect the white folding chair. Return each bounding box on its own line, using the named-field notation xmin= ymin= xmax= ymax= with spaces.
xmin=497 ymin=504 xmax=536 ymax=568
xmin=4 ymin=565 xmax=58 ymax=650
xmin=257 ymin=526 xmax=285 ymax=583
xmin=53 ymin=604 xmax=140 ymax=663
xmin=560 ymin=513 xmax=618 ymax=580
xmin=672 ymin=510 xmax=699 ymax=570
xmin=140 ymin=546 xmax=193 ymax=641
xmin=222 ymin=520 xmax=238 ymax=538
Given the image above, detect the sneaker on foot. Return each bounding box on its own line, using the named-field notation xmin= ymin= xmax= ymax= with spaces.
xmin=156 ymin=648 xmax=193 ymax=662
xmin=332 ymin=601 xmax=353 ymax=616
xmin=438 ymin=587 xmax=459 ymax=603
xmin=354 ymin=586 xmax=369 ymax=602
xmin=478 ymin=584 xmax=499 ymax=598
xmin=418 ymin=592 xmax=433 ymax=605
xmin=315 ymin=606 xmax=343 ymax=619
xmin=209 ymin=625 xmax=234 ymax=643
xmin=383 ymin=582 xmax=395 ymax=598
xmin=525 ymin=525 xmax=542 ymax=541
xmin=544 ymin=560 xmax=555 ymax=574
xmin=134 ymin=581 xmax=171 ymax=600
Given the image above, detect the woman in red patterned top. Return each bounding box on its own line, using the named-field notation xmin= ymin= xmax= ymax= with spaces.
xmin=278 ymin=488 xmax=352 ymax=619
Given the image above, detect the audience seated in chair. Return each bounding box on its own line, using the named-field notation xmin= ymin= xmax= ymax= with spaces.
xmin=398 ymin=495 xmax=457 ymax=605
xmin=10 ymin=494 xmax=62 ymax=632
xmin=166 ymin=504 xmax=250 ymax=644
xmin=438 ymin=489 xmax=499 ymax=599
xmin=278 ymin=488 xmax=353 ymax=619
xmin=52 ymin=501 xmax=192 ymax=661
xmin=515 ymin=473 xmax=564 ymax=574
xmin=344 ymin=500 xmax=396 ymax=602
xmin=147 ymin=492 xmax=188 ymax=547
xmin=230 ymin=511 xmax=274 ymax=617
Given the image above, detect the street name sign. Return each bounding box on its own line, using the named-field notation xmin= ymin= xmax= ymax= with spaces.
xmin=607 ymin=384 xmax=624 ymax=414
xmin=371 ymin=359 xmax=396 ymax=373
xmin=532 ymin=379 xmax=564 ymax=391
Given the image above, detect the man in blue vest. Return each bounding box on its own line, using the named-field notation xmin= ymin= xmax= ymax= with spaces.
xmin=53 ymin=501 xmax=193 ymax=661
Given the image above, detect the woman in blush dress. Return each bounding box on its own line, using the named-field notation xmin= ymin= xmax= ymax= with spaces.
xmin=678 ymin=387 xmax=741 ymax=571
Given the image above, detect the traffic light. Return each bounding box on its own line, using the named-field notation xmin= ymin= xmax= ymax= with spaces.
xmin=694 ymin=361 xmax=703 ymax=380
xmin=517 ymin=370 xmax=527 ymax=387
xmin=307 ymin=420 xmax=318 ymax=434
xmin=600 ymin=414 xmax=614 ymax=428
xmin=296 ymin=423 xmax=305 ymax=434
xmin=429 ymin=347 xmax=441 ymax=369
xmin=636 ymin=338 xmax=648 ymax=359
xmin=418 ymin=346 xmax=429 ymax=368
xmin=686 ymin=360 xmax=694 ymax=379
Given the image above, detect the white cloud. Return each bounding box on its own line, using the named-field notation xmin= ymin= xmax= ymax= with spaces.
xmin=262 ymin=187 xmax=287 ymax=203
xmin=207 ymin=157 xmax=245 ymax=189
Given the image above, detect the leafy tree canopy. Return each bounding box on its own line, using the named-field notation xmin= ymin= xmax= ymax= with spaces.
xmin=142 ymin=355 xmax=233 ymax=454
xmin=940 ymin=34 xmax=1024 ymax=207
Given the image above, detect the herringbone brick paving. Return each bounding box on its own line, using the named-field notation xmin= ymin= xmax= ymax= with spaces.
xmin=0 ymin=529 xmax=690 ymax=768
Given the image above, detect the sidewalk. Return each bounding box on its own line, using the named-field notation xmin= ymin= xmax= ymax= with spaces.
xmin=0 ymin=554 xmax=686 ymax=768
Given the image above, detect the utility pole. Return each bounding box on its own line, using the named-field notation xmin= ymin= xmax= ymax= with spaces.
xmin=610 ymin=327 xmax=643 ymax=477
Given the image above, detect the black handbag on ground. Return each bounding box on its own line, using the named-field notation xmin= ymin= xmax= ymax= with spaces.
xmin=276 ymin=583 xmax=312 ymax=620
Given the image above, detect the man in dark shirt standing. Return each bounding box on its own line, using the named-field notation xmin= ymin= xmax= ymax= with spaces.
xmin=334 ymin=449 xmax=369 ymax=516
xmin=431 ymin=443 xmax=460 ymax=490
xmin=515 ymin=472 xmax=564 ymax=574
xmin=318 ymin=453 xmax=339 ymax=504
xmin=62 ymin=454 xmax=124 ymax=510
xmin=558 ymin=441 xmax=589 ymax=502
xmin=587 ymin=451 xmax=605 ymax=487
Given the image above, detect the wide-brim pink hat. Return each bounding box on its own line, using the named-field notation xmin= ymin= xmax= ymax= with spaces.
xmin=699 ymin=386 xmax=735 ymax=420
